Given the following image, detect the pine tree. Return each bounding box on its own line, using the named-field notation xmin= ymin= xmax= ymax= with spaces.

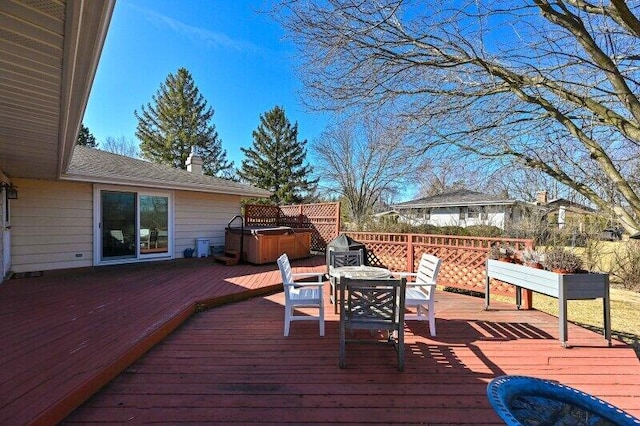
xmin=239 ymin=106 xmax=318 ymax=204
xmin=76 ymin=123 xmax=97 ymax=147
xmin=135 ymin=68 xmax=233 ymax=177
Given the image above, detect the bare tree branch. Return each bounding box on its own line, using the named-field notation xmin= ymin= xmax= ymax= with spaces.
xmin=274 ymin=0 xmax=640 ymax=233
xmin=312 ymin=116 xmax=421 ymax=227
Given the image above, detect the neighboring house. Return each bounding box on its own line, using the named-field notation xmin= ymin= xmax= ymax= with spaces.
xmin=0 ymin=1 xmax=270 ymax=278
xmin=390 ymin=189 xmax=524 ymax=230
xmin=532 ymin=191 xmax=595 ymax=232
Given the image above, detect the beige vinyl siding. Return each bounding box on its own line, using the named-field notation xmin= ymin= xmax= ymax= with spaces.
xmin=174 ymin=191 xmax=242 ymax=257
xmin=9 ymin=179 xmax=246 ymax=272
xmin=0 ymin=171 xmax=10 ymax=278
xmin=11 ymin=178 xmax=93 ymax=273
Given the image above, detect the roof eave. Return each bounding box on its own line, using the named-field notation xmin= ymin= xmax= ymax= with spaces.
xmin=60 ymin=173 xmax=272 ymax=198
xmin=392 ymin=200 xmax=518 ymax=209
xmin=58 ymin=0 xmax=116 ymax=177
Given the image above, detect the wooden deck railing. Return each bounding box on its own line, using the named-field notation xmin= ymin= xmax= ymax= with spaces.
xmin=244 ymin=202 xmax=534 ymax=298
xmin=345 ymin=232 xmax=534 ymax=297
xmin=245 ymin=202 xmax=340 ymax=252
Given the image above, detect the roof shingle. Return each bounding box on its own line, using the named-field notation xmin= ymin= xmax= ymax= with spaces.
xmin=392 ymin=189 xmax=516 ymax=208
xmin=62 ymin=146 xmax=271 ymax=198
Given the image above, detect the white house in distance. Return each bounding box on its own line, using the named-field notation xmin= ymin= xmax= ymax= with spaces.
xmin=390 ymin=189 xmax=524 ymax=230
xmin=532 ymin=190 xmax=595 ymax=231
xmin=0 ymin=1 xmax=270 ymax=280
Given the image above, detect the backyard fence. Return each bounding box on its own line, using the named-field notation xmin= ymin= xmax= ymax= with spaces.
xmin=345 ymin=232 xmax=534 ymax=297
xmin=245 ymin=202 xmax=340 ymax=252
xmin=244 ymin=203 xmax=534 ymax=298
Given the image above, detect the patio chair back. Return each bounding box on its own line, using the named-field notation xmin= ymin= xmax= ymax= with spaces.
xmin=413 ymin=253 xmax=441 ymax=298
xmin=339 ymin=276 xmax=406 ymax=371
xmin=328 ymin=249 xmax=364 ymax=314
xmin=329 ymin=249 xmax=364 ymax=269
xmin=405 ymin=253 xmax=441 ymax=336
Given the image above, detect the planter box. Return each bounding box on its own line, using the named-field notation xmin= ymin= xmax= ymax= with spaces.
xmin=485 ymin=259 xmax=611 ymax=347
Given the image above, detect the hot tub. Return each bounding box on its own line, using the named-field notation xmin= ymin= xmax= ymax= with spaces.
xmin=224 ymin=226 xmax=312 ymax=265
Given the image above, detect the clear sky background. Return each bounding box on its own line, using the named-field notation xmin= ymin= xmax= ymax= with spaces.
xmin=83 ymin=0 xmax=328 ymax=168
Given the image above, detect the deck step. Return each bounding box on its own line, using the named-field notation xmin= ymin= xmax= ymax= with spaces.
xmin=213 ymin=250 xmax=239 ymax=266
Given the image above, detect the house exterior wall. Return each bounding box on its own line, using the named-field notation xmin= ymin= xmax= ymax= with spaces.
xmin=9 ymin=179 xmax=244 ymax=274
xmin=11 ymin=178 xmax=94 ymax=273
xmin=174 ymin=190 xmax=242 ymax=256
xmin=398 ymin=206 xmax=509 ymax=229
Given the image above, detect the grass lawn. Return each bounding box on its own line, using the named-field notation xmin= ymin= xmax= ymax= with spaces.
xmin=491 ymin=287 xmax=640 ymax=358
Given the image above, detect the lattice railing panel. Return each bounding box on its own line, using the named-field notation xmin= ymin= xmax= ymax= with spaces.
xmin=346 ymin=232 xmax=533 ymax=296
xmin=245 ymin=205 xmax=280 ymax=226
xmin=245 ymin=202 xmax=340 ymax=252
xmin=363 ymin=242 xmax=407 ymax=271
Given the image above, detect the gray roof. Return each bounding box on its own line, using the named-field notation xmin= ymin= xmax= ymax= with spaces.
xmin=62 ymin=146 xmax=271 ymax=198
xmin=391 ymin=189 xmax=517 ymax=208
xmin=545 ymin=198 xmax=595 ymax=212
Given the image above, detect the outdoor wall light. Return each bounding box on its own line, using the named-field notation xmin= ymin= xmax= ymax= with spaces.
xmin=1 ymin=183 xmax=18 ymax=200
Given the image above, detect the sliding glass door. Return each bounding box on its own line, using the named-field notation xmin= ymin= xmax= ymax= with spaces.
xmin=101 ymin=191 xmax=136 ymax=260
xmin=98 ymin=188 xmax=172 ymax=263
xmin=139 ymin=195 xmax=169 ymax=255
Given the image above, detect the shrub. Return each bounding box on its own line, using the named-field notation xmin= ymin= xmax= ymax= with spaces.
xmin=365 ymin=222 xmax=501 ymax=237
xmin=488 ymin=243 xmax=515 ymax=260
xmin=466 ymin=225 xmax=503 ymax=237
xmin=521 ymin=248 xmax=544 ymax=267
xmin=543 ymin=247 xmax=584 ymax=273
xmin=611 ymin=240 xmax=640 ymax=291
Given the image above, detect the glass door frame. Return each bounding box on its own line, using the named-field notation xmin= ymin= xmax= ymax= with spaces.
xmin=93 ymin=185 xmax=174 ymax=265
xmin=2 ymin=184 xmax=11 ymax=278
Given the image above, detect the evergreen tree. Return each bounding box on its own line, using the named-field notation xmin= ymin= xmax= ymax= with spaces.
xmin=135 ymin=68 xmax=233 ymax=177
xmin=239 ymin=106 xmax=318 ymax=204
xmin=76 ymin=123 xmax=97 ymax=147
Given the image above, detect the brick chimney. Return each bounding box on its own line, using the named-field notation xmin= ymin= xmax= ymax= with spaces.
xmin=536 ymin=190 xmax=548 ymax=205
xmin=186 ymin=147 xmax=203 ymax=174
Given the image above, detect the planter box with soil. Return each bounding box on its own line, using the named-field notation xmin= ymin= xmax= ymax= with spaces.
xmin=485 ymin=259 xmax=611 ymax=347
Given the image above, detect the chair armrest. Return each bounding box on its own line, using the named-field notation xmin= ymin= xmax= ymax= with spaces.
xmin=285 ymin=281 xmax=324 ymax=288
xmin=393 ymin=272 xmax=417 ymax=278
xmin=406 ymin=281 xmax=436 ymax=287
xmin=291 ymin=272 xmax=325 ymax=282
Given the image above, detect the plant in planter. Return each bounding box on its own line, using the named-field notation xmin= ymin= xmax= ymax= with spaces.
xmin=543 ymin=247 xmax=584 ymax=274
xmin=488 ymin=243 xmax=516 ymax=262
xmin=522 ymin=248 xmax=544 ymax=269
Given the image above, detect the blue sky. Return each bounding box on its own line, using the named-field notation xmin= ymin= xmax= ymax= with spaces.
xmin=83 ymin=0 xmax=327 ymax=168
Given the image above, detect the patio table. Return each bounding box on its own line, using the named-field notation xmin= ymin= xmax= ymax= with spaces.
xmin=330 ymin=265 xmax=392 ymax=280
xmin=328 ymin=266 xmax=392 ymax=313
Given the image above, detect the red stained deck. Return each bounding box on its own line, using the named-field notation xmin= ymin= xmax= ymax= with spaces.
xmin=1 ymin=256 xmax=639 ymax=425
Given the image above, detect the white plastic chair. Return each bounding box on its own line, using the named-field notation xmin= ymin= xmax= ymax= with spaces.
xmin=396 ymin=253 xmax=442 ymax=336
xmin=277 ymin=253 xmax=325 ymax=337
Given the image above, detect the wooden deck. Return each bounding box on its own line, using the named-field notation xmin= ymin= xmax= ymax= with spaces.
xmin=1 ymin=256 xmax=639 ymax=425
xmin=0 ymin=257 xmax=321 ymax=425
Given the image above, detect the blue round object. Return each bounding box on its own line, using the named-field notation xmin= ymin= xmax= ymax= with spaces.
xmin=487 ymin=375 xmax=640 ymax=425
